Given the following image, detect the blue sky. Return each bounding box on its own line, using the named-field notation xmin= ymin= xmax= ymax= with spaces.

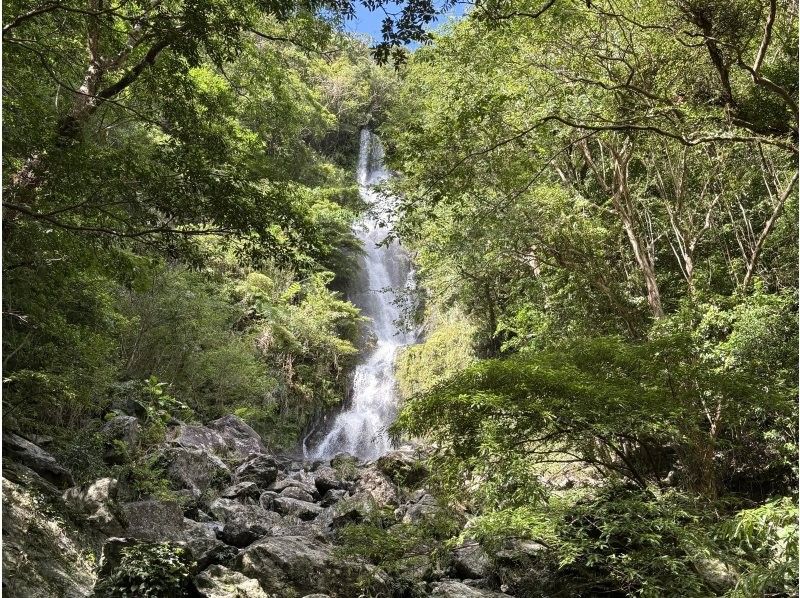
xmin=341 ymin=1 xmax=467 ymax=42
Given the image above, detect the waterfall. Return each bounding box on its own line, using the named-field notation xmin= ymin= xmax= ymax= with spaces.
xmin=307 ymin=129 xmax=415 ymax=462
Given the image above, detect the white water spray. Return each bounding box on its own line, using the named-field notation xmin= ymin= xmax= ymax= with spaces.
xmin=308 ymin=129 xmax=415 ymax=462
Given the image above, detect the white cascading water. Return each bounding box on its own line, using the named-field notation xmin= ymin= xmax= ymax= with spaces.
xmin=308 ymin=129 xmax=415 ymax=462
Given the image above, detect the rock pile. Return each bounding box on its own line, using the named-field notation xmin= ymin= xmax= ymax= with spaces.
xmin=3 ymin=414 xmax=510 ymax=597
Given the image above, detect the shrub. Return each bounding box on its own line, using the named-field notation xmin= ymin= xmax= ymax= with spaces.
xmin=93 ymin=542 xmax=193 ymax=597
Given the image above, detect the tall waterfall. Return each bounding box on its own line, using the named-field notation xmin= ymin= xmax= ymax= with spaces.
xmin=308 ymin=129 xmax=415 ymax=462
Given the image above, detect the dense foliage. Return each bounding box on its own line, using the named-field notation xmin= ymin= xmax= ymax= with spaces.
xmin=2 ymin=0 xmax=797 ymax=595
xmin=381 ymin=0 xmax=799 ymax=595
xmin=2 ymin=0 xmax=398 ymax=451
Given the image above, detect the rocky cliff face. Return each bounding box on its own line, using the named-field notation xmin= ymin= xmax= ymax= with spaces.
xmin=2 ymin=412 xmax=511 ymax=597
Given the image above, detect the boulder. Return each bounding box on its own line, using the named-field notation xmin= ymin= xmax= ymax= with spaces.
xmin=100 ymin=415 xmax=139 ymax=464
xmin=168 ymin=424 xmax=229 ymax=456
xmin=266 ymin=496 xmax=323 ymax=521
xmin=195 ymin=565 xmax=269 ymax=598
xmin=63 ymin=477 xmax=123 ymax=535
xmin=269 ymin=473 xmax=318 ymax=498
xmin=329 ymin=507 xmax=364 ymax=530
xmin=280 ymin=486 xmax=315 ymax=503
xmin=330 ymin=453 xmax=359 ymax=474
xmin=234 ymin=535 xmax=387 ymax=596
xmin=234 ymin=455 xmax=279 ymax=488
xmin=208 ymin=415 xmax=267 ymax=460
xmin=320 ymin=489 xmax=347 ymax=507
xmin=3 ymin=432 xmax=74 ymax=489
xmin=109 ymin=383 xmax=148 ymax=418
xmin=183 ymin=518 xmax=235 ymax=570
xmin=2 ymin=473 xmax=95 ymax=597
xmin=495 ymin=539 xmax=547 ymax=562
xmin=220 ymin=481 xmax=262 ymax=501
xmin=161 ymin=447 xmax=231 ymax=496
xmin=330 ymin=453 xmax=359 ymax=468
xmin=430 ymin=581 xmax=507 ymax=597
xmin=450 ymin=542 xmax=492 ymax=579
xmin=121 ymin=500 xmax=185 ymax=541
xmin=210 ymin=498 xmax=286 ymax=541
xmin=312 ymin=465 xmax=348 ymax=493
xmin=349 ymin=465 xmax=398 ymax=509
xmin=218 ymin=522 xmax=263 ymax=548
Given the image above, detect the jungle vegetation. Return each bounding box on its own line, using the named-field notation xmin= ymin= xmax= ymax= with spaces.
xmin=2 ymin=0 xmax=798 ymax=595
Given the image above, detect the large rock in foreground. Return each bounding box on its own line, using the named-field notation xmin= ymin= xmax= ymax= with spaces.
xmin=195 ymin=565 xmax=269 ymax=598
xmin=235 ymin=535 xmax=387 ymax=597
xmin=430 ymin=581 xmax=507 ymax=597
xmin=2 ymin=471 xmax=95 ymax=597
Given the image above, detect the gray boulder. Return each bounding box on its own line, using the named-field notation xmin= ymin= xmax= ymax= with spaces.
xmin=63 ymin=477 xmax=123 ymax=535
xmin=234 ymin=455 xmax=279 ymax=488
xmin=450 ymin=542 xmax=492 ymax=579
xmin=183 ymin=518 xmax=236 ymax=570
xmin=3 ymin=432 xmax=74 ymax=489
xmin=269 ymin=472 xmax=318 ymax=498
xmin=195 ymin=565 xmax=269 ymax=598
xmin=100 ymin=415 xmax=139 ymax=464
xmin=320 ymin=488 xmax=347 ymax=507
xmin=234 ymin=535 xmax=387 ymax=596
xmin=280 ymin=486 xmax=315 ymax=503
xmin=109 ymin=384 xmax=148 ymax=418
xmin=312 ymin=465 xmax=348 ymax=493
xmin=346 ymin=465 xmax=398 ymax=511
xmin=3 ymin=472 xmax=95 ymax=597
xmin=220 ymin=481 xmax=262 ymax=501
xmin=430 ymin=581 xmax=507 ymax=597
xmin=168 ymin=424 xmax=229 ymax=455
xmin=401 ymin=492 xmax=439 ymax=524
xmin=161 ymin=447 xmax=231 ymax=496
xmin=210 ymin=498 xmax=286 ymax=541
xmin=208 ymin=415 xmax=267 ymax=460
xmin=267 ymin=496 xmax=323 ymax=521
xmin=121 ymin=500 xmax=185 ymax=541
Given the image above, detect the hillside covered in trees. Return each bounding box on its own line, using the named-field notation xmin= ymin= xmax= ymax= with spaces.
xmin=2 ymin=0 xmax=798 ymax=596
